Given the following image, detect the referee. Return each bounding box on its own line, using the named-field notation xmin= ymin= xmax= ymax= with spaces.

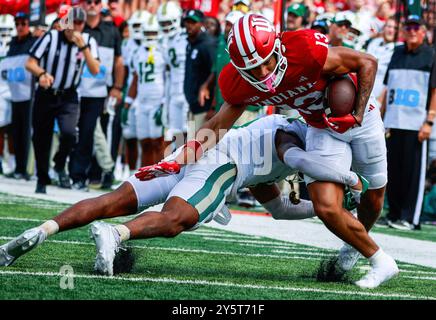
xmin=26 ymin=7 xmax=100 ymax=194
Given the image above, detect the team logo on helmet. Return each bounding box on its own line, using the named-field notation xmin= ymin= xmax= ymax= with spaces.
xmin=227 ymin=14 xmax=288 ymax=93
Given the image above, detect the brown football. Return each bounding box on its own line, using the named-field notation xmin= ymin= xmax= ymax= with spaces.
xmin=325 ymin=76 xmax=357 ymax=117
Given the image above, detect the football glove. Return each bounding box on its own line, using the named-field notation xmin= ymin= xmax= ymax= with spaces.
xmin=322 ymin=113 xmax=360 ymax=134
xmin=134 ymin=161 xmax=181 ymax=181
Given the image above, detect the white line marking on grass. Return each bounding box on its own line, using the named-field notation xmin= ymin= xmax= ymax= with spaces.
xmin=238 ymin=243 xmax=299 ymax=249
xmin=186 ymin=232 xmax=263 ymax=239
xmin=0 ymin=270 xmax=433 ymax=300
xmin=201 ymin=237 xmax=299 ymax=246
xmin=404 ymin=276 xmax=436 ymax=281
xmin=359 ymin=266 xmax=436 ymax=276
xmin=272 ymin=250 xmax=334 ymax=257
xmin=0 ymin=237 xmax=323 ymax=261
xmin=0 ymin=217 xmax=43 ymax=222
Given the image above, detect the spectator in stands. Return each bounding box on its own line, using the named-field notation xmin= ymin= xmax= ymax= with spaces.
xmin=286 ymin=2 xmax=309 ymax=31
xmin=371 ymin=1 xmax=394 ymax=35
xmin=382 ymin=15 xmax=436 ymax=230
xmin=4 ymin=12 xmax=38 ymax=180
xmin=311 ymin=19 xmax=330 ymax=35
xmin=232 ymin=0 xmax=251 ymax=13
xmin=365 ymin=17 xmax=397 ymax=101
xmin=347 ymin=0 xmax=374 ymax=41
xmin=329 ymin=11 xmax=354 ymax=46
xmin=204 ymin=16 xmax=221 ymax=39
xmin=183 ymin=9 xmax=216 ymax=133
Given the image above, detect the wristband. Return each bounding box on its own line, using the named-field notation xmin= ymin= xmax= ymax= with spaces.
xmin=186 ymin=139 xmax=204 ymax=160
xmin=113 ymin=86 xmax=123 ymax=91
xmin=78 ymin=44 xmax=90 ymax=52
xmin=425 ymin=120 xmax=434 ymax=127
xmin=124 ymin=96 xmax=134 ymax=105
xmin=37 ymin=71 xmax=46 ymax=79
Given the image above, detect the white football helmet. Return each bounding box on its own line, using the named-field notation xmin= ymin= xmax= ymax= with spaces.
xmin=128 ymin=10 xmax=150 ymax=41
xmin=142 ymin=14 xmax=160 ymax=47
xmin=156 ymin=1 xmax=182 ymax=38
xmin=0 ymin=15 xmax=15 ymax=57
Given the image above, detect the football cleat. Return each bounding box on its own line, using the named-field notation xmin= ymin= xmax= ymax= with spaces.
xmin=0 ymin=228 xmax=47 ymax=267
xmin=355 ymin=254 xmax=399 ymax=289
xmin=90 ymin=221 xmax=122 ymax=276
xmin=336 ymin=243 xmax=361 ymax=272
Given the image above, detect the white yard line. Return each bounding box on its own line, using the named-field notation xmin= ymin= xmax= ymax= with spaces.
xmin=0 ymin=236 xmax=326 ymax=262
xmin=404 ymin=276 xmax=436 ymax=281
xmin=0 ymin=270 xmax=433 ymax=300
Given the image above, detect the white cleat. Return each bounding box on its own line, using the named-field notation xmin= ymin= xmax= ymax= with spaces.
xmin=337 ymin=243 xmax=361 ymax=272
xmin=0 ymin=228 xmax=47 ymax=267
xmin=90 ymin=221 xmax=122 ymax=276
xmin=355 ymin=255 xmax=399 ymax=289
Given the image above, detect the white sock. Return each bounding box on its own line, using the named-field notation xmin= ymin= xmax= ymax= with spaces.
xmin=368 ymin=248 xmax=386 ymax=266
xmin=39 ymin=220 xmax=59 ymax=237
xmin=114 ymin=224 xmax=131 ymax=242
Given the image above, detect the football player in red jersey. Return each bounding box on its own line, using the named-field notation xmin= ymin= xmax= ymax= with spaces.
xmin=139 ymin=14 xmax=398 ymax=288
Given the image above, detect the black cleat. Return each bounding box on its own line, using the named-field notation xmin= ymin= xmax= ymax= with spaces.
xmin=35 ymin=183 xmax=46 ymax=194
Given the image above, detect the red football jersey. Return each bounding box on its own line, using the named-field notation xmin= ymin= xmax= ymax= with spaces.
xmin=219 ymin=29 xmax=330 ymax=128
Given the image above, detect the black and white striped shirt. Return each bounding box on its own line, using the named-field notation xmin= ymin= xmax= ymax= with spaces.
xmin=29 ymin=30 xmax=99 ymax=90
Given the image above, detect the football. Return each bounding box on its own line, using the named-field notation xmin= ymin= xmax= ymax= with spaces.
xmin=324 ymin=75 xmax=357 ymax=117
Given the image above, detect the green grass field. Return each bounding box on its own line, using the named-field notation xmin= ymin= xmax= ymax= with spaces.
xmin=0 ymin=193 xmax=435 ymax=300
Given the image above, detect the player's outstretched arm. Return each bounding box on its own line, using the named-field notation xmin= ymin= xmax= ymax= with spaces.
xmin=135 ymin=101 xmax=246 ymax=181
xmin=322 ymin=47 xmax=378 ymax=125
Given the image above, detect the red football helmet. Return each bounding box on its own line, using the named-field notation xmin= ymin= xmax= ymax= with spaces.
xmin=227 ymin=14 xmax=287 ymax=92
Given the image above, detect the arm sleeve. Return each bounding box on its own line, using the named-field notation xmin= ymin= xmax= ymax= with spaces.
xmin=28 ymin=31 xmax=51 ymax=60
xmin=283 ymin=146 xmax=359 ymax=187
xmin=263 ymin=197 xmax=315 ymax=220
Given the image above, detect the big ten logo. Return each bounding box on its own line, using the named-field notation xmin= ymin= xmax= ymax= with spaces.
xmin=6 ymin=67 xmax=26 ymax=82
xmin=389 ymin=88 xmax=420 ymax=107
xmin=82 ymin=64 xmax=106 ymax=79
xmin=59 ymin=265 xmax=75 ymax=290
